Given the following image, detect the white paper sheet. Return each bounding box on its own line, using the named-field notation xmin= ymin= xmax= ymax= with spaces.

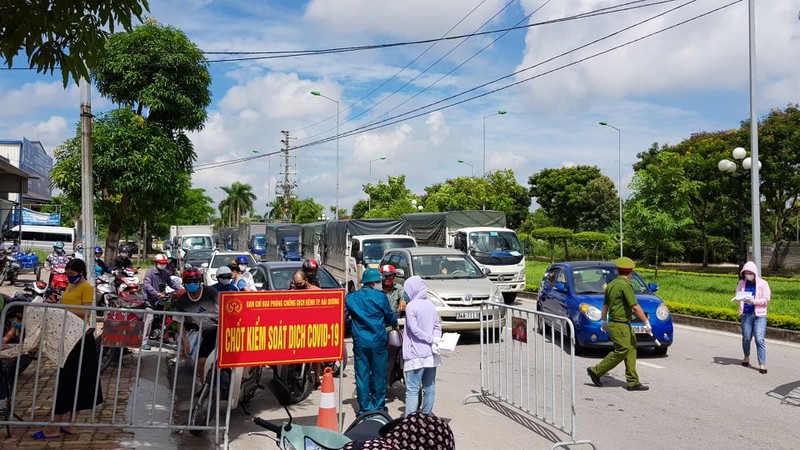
xmin=438 ymin=332 xmax=460 ymax=352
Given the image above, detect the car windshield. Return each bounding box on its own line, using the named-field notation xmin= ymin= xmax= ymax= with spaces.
xmin=361 ymin=238 xmax=417 ymax=264
xmin=571 ymin=267 xmax=651 ymax=294
xmin=186 ymin=250 xmax=213 ymax=261
xmin=410 ymin=254 xmax=484 ymax=280
xmin=468 ymin=231 xmax=524 ymax=265
xmin=285 ymin=241 xmax=300 ymax=253
xmin=267 ymin=266 xmax=340 ymax=290
xmin=253 ymin=235 xmax=266 ymax=247
xmin=210 ymin=254 xmax=256 ymax=268
xmin=182 ymin=236 xmax=213 ymax=250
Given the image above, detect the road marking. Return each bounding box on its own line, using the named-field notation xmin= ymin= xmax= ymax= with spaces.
xmin=638 ymin=361 xmax=665 ymax=369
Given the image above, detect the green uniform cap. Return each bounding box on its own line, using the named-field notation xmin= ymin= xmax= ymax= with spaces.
xmin=614 ymin=256 xmax=636 ymax=269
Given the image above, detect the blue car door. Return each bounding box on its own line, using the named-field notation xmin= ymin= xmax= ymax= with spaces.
xmin=539 ymin=266 xmax=569 ymax=318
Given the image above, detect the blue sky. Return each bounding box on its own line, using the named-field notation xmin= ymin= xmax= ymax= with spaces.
xmin=1 ymin=0 xmax=798 ymax=217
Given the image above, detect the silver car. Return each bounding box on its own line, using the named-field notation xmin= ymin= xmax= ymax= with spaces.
xmin=380 ymin=246 xmax=504 ymax=331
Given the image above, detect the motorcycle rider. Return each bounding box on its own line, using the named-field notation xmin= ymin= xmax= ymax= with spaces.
xmin=111 ymin=245 xmax=134 ymax=272
xmin=210 ymin=266 xmax=238 ymax=292
xmin=94 ymin=246 xmax=111 ymax=277
xmin=288 ymin=258 xmax=321 ymax=289
xmin=142 ymin=254 xmax=182 ymax=350
xmin=73 ymin=243 xmax=85 ymax=260
xmin=44 ymin=241 xmax=71 ymax=285
xmin=235 ymin=255 xmax=256 ymax=290
xmin=175 ymin=267 xmax=219 ymax=383
xmin=380 ymin=264 xmax=406 ymax=390
xmin=229 ymin=262 xmax=254 ymax=291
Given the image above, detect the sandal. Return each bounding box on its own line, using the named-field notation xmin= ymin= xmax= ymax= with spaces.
xmin=741 ymin=361 xmax=750 ymax=367
xmin=32 ymin=430 xmax=61 ymax=440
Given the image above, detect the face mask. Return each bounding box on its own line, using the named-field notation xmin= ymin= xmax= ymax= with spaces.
xmin=68 ymin=274 xmax=82 ymax=284
xmin=745 ymin=273 xmax=755 ymax=281
xmin=219 ymin=278 xmax=231 ymax=286
xmin=239 ymin=265 xmax=248 ymax=272
xmin=186 ymin=282 xmax=201 ymax=293
xmin=403 ymin=292 xmax=411 ymax=302
xmin=156 ymin=263 xmax=166 ymax=270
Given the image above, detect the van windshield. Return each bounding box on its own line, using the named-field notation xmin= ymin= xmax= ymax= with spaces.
xmin=182 ymin=236 xmax=213 ymax=250
xmin=362 ymin=238 xmax=417 ymax=264
xmin=467 ymin=231 xmax=523 ymax=265
xmin=410 ymin=254 xmax=484 ymax=280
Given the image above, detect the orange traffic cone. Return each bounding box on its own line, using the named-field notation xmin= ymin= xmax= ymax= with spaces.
xmin=316 ymin=367 xmax=338 ymax=431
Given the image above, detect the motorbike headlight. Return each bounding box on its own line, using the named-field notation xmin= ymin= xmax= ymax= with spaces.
xmin=656 ymin=303 xmax=670 ymax=321
xmin=579 ymin=303 xmax=603 ymax=321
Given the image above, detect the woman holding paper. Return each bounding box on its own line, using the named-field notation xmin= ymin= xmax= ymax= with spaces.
xmin=736 ymin=261 xmax=771 ymax=374
xmin=402 ymin=276 xmax=442 ymax=417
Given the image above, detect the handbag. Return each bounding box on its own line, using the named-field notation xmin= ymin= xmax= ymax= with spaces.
xmin=387 ymin=329 xmax=402 ymax=347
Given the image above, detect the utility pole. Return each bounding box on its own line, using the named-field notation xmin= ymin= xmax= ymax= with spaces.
xmin=277 ymin=131 xmax=297 ymax=222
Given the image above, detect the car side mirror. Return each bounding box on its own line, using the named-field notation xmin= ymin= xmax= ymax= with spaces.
xmin=554 ymin=282 xmax=567 ymax=292
xmin=482 ymin=267 xmax=491 ymax=276
xmin=395 ymin=268 xmax=405 ymax=278
xmin=355 ymin=250 xmax=364 ymax=263
xmin=648 ymin=282 xmax=659 ymax=293
xmin=201 ymin=262 xmax=209 ymax=269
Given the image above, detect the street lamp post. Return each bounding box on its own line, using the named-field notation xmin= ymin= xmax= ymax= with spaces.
xmin=746 ymin=0 xmax=762 ymax=272
xmin=457 ymin=160 xmax=473 ymax=177
xmin=411 ymin=199 xmax=423 ymax=212
xmin=599 ymin=121 xmax=623 ymax=257
xmin=719 ymin=147 xmax=760 ymax=269
xmin=368 ymin=156 xmax=387 ymax=211
xmin=311 ymin=90 xmax=340 ymax=220
xmin=482 ymin=110 xmax=507 ymax=177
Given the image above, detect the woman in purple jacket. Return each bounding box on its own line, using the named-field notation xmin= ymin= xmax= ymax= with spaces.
xmin=402 ymin=276 xmax=442 ymax=417
xmin=736 ymin=261 xmax=771 ymax=374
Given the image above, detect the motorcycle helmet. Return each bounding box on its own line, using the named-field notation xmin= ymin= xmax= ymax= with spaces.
xmin=236 ymin=255 xmax=249 ymax=265
xmin=26 ymin=280 xmax=49 ymax=295
xmin=154 ymin=254 xmax=169 ymax=265
xmin=94 ymin=246 xmax=103 ymax=255
xmin=302 ymin=258 xmax=318 ymax=276
xmin=182 ymin=267 xmax=203 ymax=283
xmin=379 ymin=264 xmax=397 ymax=287
xmin=53 ymin=241 xmax=65 ymax=250
xmin=119 ymin=244 xmax=130 ymax=255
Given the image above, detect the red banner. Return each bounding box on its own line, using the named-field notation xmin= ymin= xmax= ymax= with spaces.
xmin=102 ymin=320 xmax=144 ymax=349
xmin=217 ymin=289 xmax=345 ymax=368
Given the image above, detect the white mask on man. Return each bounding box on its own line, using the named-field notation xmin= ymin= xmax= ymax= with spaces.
xmin=745 ymin=273 xmax=755 ymax=281
xmin=157 ymin=263 xmax=166 ymax=270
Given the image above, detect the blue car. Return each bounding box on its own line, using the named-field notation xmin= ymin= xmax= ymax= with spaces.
xmin=537 ymin=261 xmax=673 ymax=355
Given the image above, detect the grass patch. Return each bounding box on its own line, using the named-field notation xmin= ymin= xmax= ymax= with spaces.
xmin=524 ymin=260 xmax=800 ymax=329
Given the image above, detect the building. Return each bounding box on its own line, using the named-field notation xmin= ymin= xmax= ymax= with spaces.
xmin=0 ymin=138 xmax=54 ymax=230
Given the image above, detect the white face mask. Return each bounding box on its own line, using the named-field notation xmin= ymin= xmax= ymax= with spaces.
xmin=156 ymin=263 xmax=166 ymax=270
xmin=745 ymin=273 xmax=755 ymax=281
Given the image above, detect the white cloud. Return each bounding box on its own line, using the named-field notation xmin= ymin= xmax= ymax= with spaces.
xmin=425 ymin=111 xmax=450 ymax=146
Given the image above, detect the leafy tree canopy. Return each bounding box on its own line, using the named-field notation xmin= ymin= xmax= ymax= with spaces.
xmin=0 ymin=0 xmax=150 ymax=86
xmin=528 ymin=165 xmax=617 ymax=231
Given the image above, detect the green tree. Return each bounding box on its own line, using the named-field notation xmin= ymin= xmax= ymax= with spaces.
xmin=50 ymin=23 xmax=210 ymax=256
xmin=292 ymin=198 xmax=324 ymax=224
xmin=359 ymin=175 xmax=416 ymax=219
xmin=528 ymin=166 xmax=617 ymax=231
xmin=423 ymin=170 xmax=530 ymax=228
xmin=0 ymin=0 xmax=150 ymax=86
xmin=530 ymin=227 xmax=573 ymax=262
xmin=219 ymin=182 xmax=257 ymax=228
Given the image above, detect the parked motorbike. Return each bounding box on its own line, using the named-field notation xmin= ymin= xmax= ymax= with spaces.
xmin=147 ymin=283 xmax=183 ymax=347
xmin=189 ymin=347 xmax=264 ymax=436
xmin=94 ymin=272 xmax=118 ymax=315
xmin=252 ymin=377 xmax=392 ymax=449
xmin=272 ymin=345 xmax=348 ymax=405
xmin=0 ymin=251 xmax=21 ymax=287
xmin=98 ymin=292 xmax=147 ymax=373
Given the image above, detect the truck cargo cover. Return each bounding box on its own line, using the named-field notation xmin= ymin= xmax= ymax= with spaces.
xmin=265 ymin=223 xmax=301 ymax=247
xmin=322 ymin=219 xmax=408 ymax=261
xmin=401 ymin=211 xmax=506 ymax=246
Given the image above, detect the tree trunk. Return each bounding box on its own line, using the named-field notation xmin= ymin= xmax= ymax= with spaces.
xmin=105 ymin=193 xmax=131 ymax=265
xmin=562 ymin=238 xmax=570 ymax=261
xmin=143 ymin=219 xmax=149 ymax=258
xmin=654 ymin=245 xmax=659 ymax=279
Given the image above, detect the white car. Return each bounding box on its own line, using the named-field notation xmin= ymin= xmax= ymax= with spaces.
xmin=203 ymin=251 xmax=257 ymax=286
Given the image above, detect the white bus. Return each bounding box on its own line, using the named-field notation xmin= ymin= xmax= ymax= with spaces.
xmin=5 ymin=225 xmax=76 ymax=254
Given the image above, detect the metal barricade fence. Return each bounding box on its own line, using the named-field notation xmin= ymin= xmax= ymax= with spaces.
xmin=0 ymin=301 xmax=233 ymax=448
xmin=464 ymin=302 xmax=595 ymax=449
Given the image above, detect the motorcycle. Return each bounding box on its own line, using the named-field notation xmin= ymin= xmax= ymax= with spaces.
xmin=50 ymin=265 xmax=69 ymax=293
xmin=189 ymin=346 xmax=264 ymax=436
xmin=252 ymin=377 xmax=392 ymax=449
xmin=97 ymin=291 xmax=147 ymax=373
xmin=147 ymin=283 xmax=183 ymax=347
xmin=0 ymin=252 xmax=21 ymax=287
xmin=95 ymin=272 xmax=118 ymax=315
xmin=273 ymin=345 xmax=348 ymax=405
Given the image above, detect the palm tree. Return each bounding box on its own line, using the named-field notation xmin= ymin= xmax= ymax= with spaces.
xmin=219 ymin=182 xmax=257 ymax=228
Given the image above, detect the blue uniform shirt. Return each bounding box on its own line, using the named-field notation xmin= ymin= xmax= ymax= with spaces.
xmin=345 ymin=285 xmax=398 ymax=349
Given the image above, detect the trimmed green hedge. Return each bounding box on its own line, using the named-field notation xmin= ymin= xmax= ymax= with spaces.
xmin=667 ymin=301 xmax=800 ymax=331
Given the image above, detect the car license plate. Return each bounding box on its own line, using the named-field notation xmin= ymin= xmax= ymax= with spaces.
xmin=632 ymin=325 xmax=648 ymax=334
xmin=456 ymin=312 xmax=480 ymax=320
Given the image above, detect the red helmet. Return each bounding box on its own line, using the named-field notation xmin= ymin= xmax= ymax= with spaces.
xmin=302 ymin=259 xmax=318 ymax=273
xmin=182 ymin=267 xmax=203 ymax=282
xmin=379 ymin=264 xmax=397 ymax=276
xmin=154 ymin=254 xmax=169 ymax=265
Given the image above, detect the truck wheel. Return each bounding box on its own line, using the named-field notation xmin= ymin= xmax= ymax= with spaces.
xmin=502 ymin=292 xmax=517 ymax=304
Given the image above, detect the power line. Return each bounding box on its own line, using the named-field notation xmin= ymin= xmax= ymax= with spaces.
xmin=194 ymin=0 xmax=740 ymax=172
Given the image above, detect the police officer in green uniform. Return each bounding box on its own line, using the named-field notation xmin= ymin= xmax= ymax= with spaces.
xmin=586 ymin=257 xmax=651 ymax=391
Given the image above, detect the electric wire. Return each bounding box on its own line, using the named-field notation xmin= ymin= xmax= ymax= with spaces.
xmin=193 ymin=0 xmax=740 ymax=172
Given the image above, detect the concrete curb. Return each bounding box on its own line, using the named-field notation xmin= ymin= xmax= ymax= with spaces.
xmin=672 ymin=313 xmax=800 ymax=344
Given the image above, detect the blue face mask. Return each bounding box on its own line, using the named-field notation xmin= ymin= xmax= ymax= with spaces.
xmin=68 ymin=274 xmax=82 ymax=284
xmin=186 ymin=282 xmax=201 ymax=293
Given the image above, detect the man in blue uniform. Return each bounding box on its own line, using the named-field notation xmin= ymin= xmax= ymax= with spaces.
xmin=345 ymin=268 xmax=398 ymax=414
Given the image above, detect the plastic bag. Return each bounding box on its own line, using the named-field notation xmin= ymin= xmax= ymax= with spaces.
xmin=387 ymin=329 xmax=402 ymax=347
